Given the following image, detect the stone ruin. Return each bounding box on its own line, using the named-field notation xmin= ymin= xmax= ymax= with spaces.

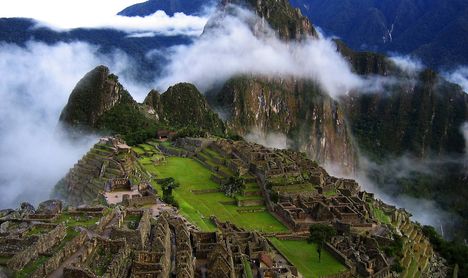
xmin=0 ymin=137 xmax=448 ymax=278
xmin=54 ymin=136 xmax=149 ymax=206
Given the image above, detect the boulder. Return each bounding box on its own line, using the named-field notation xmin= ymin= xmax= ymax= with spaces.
xmin=36 ymin=200 xmax=63 ymax=215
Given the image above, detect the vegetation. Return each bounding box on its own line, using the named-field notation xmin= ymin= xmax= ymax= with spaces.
xmin=97 ymin=102 xmax=159 ymax=145
xmin=242 ymin=257 xmax=254 ymax=278
xmin=142 ymin=155 xmax=286 ymax=232
xmin=158 ymin=177 xmax=180 ymax=207
xmin=367 ymin=202 xmax=391 ymax=224
xmin=269 ymin=238 xmax=347 ymax=278
xmin=221 ymin=175 xmax=246 ymax=197
xmin=15 ymin=255 xmax=49 ymax=278
xmin=422 ymin=225 xmax=468 ymax=277
xmin=308 ymin=224 xmax=337 ymax=262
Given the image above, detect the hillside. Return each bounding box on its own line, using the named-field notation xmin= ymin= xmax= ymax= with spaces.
xmin=289 ymin=0 xmax=468 ymax=69
xmin=59 ymin=65 xmax=226 ymax=144
xmin=0 ymin=136 xmax=454 ymax=277
xmin=118 ymin=0 xmax=213 ymax=16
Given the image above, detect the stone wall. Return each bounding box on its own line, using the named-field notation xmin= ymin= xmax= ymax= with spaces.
xmin=96 ymin=208 xmax=116 ymax=232
xmin=126 ymin=196 xmax=158 ymax=207
xmin=7 ymin=224 xmax=67 ymax=270
xmin=323 ymin=243 xmax=354 ymax=271
xmin=237 ymin=199 xmax=265 ymax=207
xmin=63 ymin=266 xmax=95 ymax=278
xmin=31 ymin=231 xmax=88 ymax=277
xmin=102 ymin=241 xmax=131 ymax=278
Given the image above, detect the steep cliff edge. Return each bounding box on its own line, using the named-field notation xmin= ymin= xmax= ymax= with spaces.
xmin=209 ymin=76 xmax=357 ymax=173
xmin=59 ymin=67 xmax=226 ymax=144
xmin=144 ymin=83 xmax=226 ymax=135
xmin=59 ymin=65 xmax=134 ymax=129
xmin=222 ymin=0 xmax=317 ymax=40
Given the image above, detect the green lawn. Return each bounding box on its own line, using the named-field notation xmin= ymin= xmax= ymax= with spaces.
xmin=144 ymin=156 xmax=287 ymax=232
xmin=269 ymin=238 xmax=347 ymax=278
xmin=368 ymin=202 xmax=391 ymax=224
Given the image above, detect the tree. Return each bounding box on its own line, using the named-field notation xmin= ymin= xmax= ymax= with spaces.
xmin=159 ymin=178 xmax=180 ymax=207
xmin=308 ymin=224 xmax=337 ymax=262
xmin=221 ymin=175 xmax=246 ymax=197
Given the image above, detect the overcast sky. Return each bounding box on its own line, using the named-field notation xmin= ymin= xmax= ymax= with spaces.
xmin=0 ymin=0 xmax=209 ymax=36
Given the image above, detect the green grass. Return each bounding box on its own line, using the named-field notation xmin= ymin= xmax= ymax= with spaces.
xmin=132 ymin=147 xmax=145 ymax=155
xmin=15 ymin=255 xmax=49 ymax=278
xmin=242 ymin=257 xmax=254 ymax=278
xmin=324 ymin=188 xmax=338 ymax=197
xmin=269 ymin=238 xmax=347 ymax=278
xmin=145 ymin=157 xmax=287 ymax=232
xmin=0 ymin=255 xmax=11 ymax=266
xmin=272 ymin=183 xmax=316 ymax=193
xmin=404 ymin=257 xmax=419 ymax=278
xmin=204 ymin=147 xmax=223 ymax=159
xmin=25 ymin=226 xmax=51 ymax=236
xmin=55 ymin=213 xmax=100 ymax=228
xmin=368 ymin=202 xmax=391 ymax=224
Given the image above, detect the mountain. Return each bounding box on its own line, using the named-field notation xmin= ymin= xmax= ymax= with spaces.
xmin=208 ymin=76 xmax=358 ymax=173
xmin=289 ymin=0 xmax=468 ymax=69
xmin=118 ymin=0 xmax=213 ymax=16
xmin=0 ymin=18 xmax=190 ymax=82
xmin=222 ymin=0 xmax=317 ymax=40
xmin=60 ymin=66 xmax=226 ymax=144
xmin=201 ymin=0 xmax=468 ymax=242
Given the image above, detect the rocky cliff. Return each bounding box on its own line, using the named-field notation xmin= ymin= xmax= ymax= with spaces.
xmin=59 ymin=67 xmax=226 ymax=144
xmin=59 ymin=66 xmax=134 ymax=129
xmin=209 ymin=76 xmax=357 ymax=173
xmin=144 ymin=83 xmax=226 ymax=135
xmin=222 ymin=0 xmax=317 ymax=40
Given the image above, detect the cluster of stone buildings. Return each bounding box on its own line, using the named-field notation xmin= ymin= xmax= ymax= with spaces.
xmin=0 ymin=136 xmax=446 ymax=278
xmin=54 ymin=137 xmax=149 ymax=206
xmin=172 ymin=138 xmax=443 ymax=277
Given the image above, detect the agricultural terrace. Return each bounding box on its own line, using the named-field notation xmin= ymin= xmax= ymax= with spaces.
xmin=269 ymin=238 xmax=348 ymax=278
xmin=136 ymin=142 xmax=287 ymax=232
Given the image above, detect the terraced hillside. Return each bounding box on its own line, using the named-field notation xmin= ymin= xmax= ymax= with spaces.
xmin=132 ymin=137 xmax=446 ymax=277
xmin=53 ymin=137 xmax=150 ymax=206
xmin=135 ymin=139 xmax=286 ymax=232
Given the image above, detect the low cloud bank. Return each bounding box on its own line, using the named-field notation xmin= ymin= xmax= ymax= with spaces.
xmin=0 ymin=41 xmax=143 ymax=209
xmin=156 ymin=6 xmax=363 ymax=98
xmin=389 ymin=55 xmax=424 ymax=74
xmin=244 ymin=129 xmax=290 ymax=150
xmin=0 ymin=0 xmax=210 ymax=36
xmin=445 ymin=66 xmax=468 ymax=93
xmin=327 ymin=154 xmax=467 ymax=239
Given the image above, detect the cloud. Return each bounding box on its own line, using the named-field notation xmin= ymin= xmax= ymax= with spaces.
xmin=0 ymin=0 xmax=210 ymax=36
xmin=463 ymin=122 xmax=468 ymax=150
xmin=244 ymin=129 xmax=290 ymax=150
xmin=156 ymin=6 xmax=364 ymax=98
xmin=444 ymin=66 xmax=468 ymax=93
xmin=389 ymin=55 xmax=424 ymax=74
xmin=0 ymin=41 xmax=145 ymax=209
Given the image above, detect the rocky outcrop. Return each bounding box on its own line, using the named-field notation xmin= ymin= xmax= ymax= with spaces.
xmin=60 ymin=67 xmax=226 ymax=143
xmin=221 ymin=0 xmax=317 ymax=40
xmin=209 ymin=76 xmax=357 ymax=173
xmin=53 ymin=137 xmax=149 ymax=206
xmin=343 ymin=70 xmax=468 ymax=159
xmin=144 ymin=83 xmax=226 ymax=135
xmin=59 ymin=65 xmax=134 ymax=129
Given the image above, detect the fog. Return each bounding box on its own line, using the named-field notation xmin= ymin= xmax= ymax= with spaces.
xmin=156 ymin=6 xmax=363 ymax=98
xmin=244 ymin=129 xmax=290 ymax=150
xmin=0 ymin=0 xmax=210 ymax=37
xmin=389 ymin=55 xmax=424 ymax=74
xmin=0 ymin=41 xmax=142 ymax=209
xmin=445 ymin=66 xmax=468 ymax=93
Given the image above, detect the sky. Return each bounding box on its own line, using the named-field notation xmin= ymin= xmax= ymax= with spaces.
xmin=0 ymin=0 xmax=209 ymax=36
